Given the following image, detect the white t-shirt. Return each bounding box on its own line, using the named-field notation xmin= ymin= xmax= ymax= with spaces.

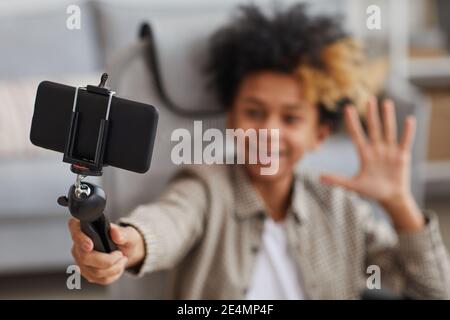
xmin=246 ymin=218 xmax=304 ymax=300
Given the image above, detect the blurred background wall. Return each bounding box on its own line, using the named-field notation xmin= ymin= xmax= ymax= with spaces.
xmin=0 ymin=0 xmax=449 ymax=299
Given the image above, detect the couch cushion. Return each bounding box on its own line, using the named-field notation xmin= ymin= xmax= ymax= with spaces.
xmin=0 ymin=156 xmax=102 ymax=217
xmin=0 ymin=74 xmax=99 ymax=158
xmin=0 ymin=0 xmax=102 ymax=78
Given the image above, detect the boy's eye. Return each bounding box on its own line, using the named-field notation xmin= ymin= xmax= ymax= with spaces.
xmin=283 ymin=114 xmax=302 ymax=125
xmin=245 ymin=108 xmax=265 ymax=119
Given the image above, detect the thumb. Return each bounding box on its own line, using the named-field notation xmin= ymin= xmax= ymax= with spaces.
xmin=110 ymin=223 xmax=135 ymax=246
xmin=320 ymin=174 xmax=355 ymax=191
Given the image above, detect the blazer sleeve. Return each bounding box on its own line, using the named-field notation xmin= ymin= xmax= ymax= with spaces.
xmin=118 ymin=170 xmax=208 ymax=277
xmin=361 ymin=200 xmax=450 ymax=299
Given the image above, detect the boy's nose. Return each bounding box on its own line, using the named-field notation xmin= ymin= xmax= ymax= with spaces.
xmin=262 ymin=115 xmax=282 ymax=131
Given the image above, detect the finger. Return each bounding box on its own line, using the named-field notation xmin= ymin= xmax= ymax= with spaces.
xmin=320 ymin=174 xmax=355 ymax=191
xmin=366 ymin=97 xmax=382 ymax=143
xmin=81 ymin=263 xmax=124 ymax=285
xmin=68 ymin=217 xmax=80 ymax=235
xmin=110 ymin=224 xmax=137 ymax=246
xmin=68 ymin=218 xmax=94 ymax=252
xmin=82 ymin=256 xmax=128 ymax=280
xmin=400 ymin=116 xmax=416 ymax=151
xmin=95 ymin=272 xmax=124 ymax=286
xmin=75 ymin=246 xmax=123 ymax=269
xmin=345 ymin=106 xmax=367 ymax=152
xmin=382 ymin=99 xmax=397 ymax=145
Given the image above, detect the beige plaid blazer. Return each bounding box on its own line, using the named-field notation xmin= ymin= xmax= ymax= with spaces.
xmin=119 ymin=164 xmax=450 ymax=299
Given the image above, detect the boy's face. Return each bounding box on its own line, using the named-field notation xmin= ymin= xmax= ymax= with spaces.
xmin=227 ymin=71 xmax=329 ymax=182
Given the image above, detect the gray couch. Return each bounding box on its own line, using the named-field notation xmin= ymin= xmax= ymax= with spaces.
xmin=0 ymin=0 xmax=103 ymax=274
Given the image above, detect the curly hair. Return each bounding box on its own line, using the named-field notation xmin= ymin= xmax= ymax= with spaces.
xmin=206 ymin=4 xmax=387 ymax=131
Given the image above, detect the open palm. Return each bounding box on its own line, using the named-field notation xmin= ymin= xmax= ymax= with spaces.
xmin=321 ymin=98 xmax=416 ymax=207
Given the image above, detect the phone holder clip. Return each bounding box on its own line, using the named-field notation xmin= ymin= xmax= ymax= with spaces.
xmin=63 ymin=73 xmax=116 ymax=176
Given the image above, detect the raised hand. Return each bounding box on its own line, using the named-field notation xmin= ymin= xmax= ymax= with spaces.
xmin=320 ymin=98 xmax=424 ymax=232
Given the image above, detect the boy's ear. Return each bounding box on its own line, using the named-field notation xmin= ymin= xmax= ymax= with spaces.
xmin=226 ymin=109 xmax=234 ymax=128
xmin=319 ymin=123 xmax=331 ymax=142
xmin=311 ymin=123 xmax=331 ymax=150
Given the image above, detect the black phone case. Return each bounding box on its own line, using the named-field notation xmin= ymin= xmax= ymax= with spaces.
xmin=30 ymin=81 xmax=158 ymax=173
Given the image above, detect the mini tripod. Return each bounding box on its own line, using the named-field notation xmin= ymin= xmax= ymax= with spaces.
xmin=57 ymin=73 xmax=117 ymax=253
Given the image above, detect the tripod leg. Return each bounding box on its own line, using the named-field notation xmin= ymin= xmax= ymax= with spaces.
xmin=98 ymin=215 xmax=118 ymax=253
xmin=81 ymin=215 xmax=117 ymax=253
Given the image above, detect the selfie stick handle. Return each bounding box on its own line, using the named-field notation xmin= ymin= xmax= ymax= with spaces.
xmin=58 ymin=73 xmax=117 ymax=253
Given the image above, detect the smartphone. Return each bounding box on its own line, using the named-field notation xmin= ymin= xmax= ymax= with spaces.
xmin=30 ymin=81 xmax=158 ymax=173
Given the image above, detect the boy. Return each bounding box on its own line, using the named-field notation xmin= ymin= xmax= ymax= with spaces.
xmin=68 ymin=4 xmax=450 ymax=299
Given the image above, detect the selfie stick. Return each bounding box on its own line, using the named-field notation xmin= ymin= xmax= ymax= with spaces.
xmin=57 ymin=73 xmax=117 ymax=253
